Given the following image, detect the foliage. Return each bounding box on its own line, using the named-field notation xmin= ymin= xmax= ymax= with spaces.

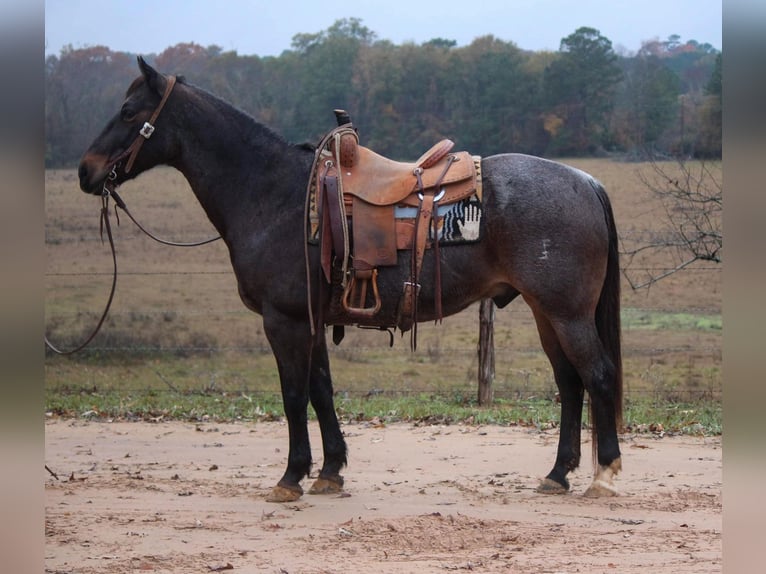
xmin=543 ymin=27 xmax=623 ymax=155
xmin=613 ymin=53 xmax=681 ymax=151
xmin=696 ymin=53 xmax=722 ymax=157
xmin=44 ymin=22 xmax=720 ymax=167
xmin=45 ymin=46 xmax=136 ymax=166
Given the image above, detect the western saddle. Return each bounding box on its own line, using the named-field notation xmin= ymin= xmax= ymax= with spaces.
xmin=308 ymin=110 xmax=480 ymax=344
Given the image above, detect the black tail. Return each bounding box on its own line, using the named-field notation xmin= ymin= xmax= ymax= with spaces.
xmin=592 ymin=183 xmax=623 ymax=449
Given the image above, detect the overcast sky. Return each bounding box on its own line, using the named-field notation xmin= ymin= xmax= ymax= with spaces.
xmin=45 ymin=0 xmax=721 ymax=59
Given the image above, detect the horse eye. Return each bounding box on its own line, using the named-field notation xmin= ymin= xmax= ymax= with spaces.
xmin=120 ymin=107 xmax=137 ymax=122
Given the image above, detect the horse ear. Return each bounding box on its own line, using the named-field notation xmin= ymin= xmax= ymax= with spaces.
xmin=136 ymin=55 xmax=166 ymax=94
xmin=137 ymin=56 xmax=154 ymax=78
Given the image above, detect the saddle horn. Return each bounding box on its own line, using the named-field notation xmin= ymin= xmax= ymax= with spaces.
xmin=334 ymin=109 xmax=352 ymax=127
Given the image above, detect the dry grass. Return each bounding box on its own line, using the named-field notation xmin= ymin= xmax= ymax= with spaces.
xmin=45 ymin=159 xmax=722 ymax=405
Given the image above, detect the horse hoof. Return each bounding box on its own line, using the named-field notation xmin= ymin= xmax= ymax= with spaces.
xmin=536 ymin=477 xmax=569 ymax=495
xmin=265 ymin=484 xmax=303 ymax=503
xmin=583 ymin=480 xmax=620 ymax=498
xmin=583 ymin=459 xmax=621 ymax=497
xmin=308 ymin=475 xmax=344 ymax=495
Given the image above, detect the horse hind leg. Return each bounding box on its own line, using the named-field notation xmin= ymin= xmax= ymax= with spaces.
xmin=531 ymin=311 xmax=585 ymax=494
xmin=533 ymin=310 xmax=622 ymax=496
xmin=556 ymin=318 xmax=622 ymax=497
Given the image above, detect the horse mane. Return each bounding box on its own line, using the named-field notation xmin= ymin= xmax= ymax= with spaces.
xmin=194 ymin=81 xmax=308 ymax=154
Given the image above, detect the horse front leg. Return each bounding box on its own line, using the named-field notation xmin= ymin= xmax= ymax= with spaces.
xmin=307 ymin=336 xmax=348 ymax=495
xmin=263 ymin=313 xmax=314 ymax=503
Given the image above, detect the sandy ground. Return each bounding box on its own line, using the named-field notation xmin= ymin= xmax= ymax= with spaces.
xmin=45 ymin=419 xmax=721 ymax=573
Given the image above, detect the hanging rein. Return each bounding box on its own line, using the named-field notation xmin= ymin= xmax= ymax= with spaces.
xmin=45 ymin=76 xmax=221 ymax=355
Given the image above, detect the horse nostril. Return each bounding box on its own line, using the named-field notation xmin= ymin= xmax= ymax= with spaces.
xmin=78 ymin=163 xmax=88 ymax=182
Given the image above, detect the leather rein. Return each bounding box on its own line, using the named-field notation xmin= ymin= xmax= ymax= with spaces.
xmin=45 ymin=75 xmax=221 ymax=355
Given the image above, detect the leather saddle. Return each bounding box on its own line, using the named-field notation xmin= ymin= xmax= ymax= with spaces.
xmin=310 ymin=111 xmax=479 ymax=337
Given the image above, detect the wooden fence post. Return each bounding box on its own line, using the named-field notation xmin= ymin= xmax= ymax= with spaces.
xmin=478 ymin=298 xmax=495 ymax=405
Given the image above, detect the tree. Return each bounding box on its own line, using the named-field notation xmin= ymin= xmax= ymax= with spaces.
xmin=155 ymin=42 xmax=220 ymax=74
xmin=447 ymin=36 xmax=536 ymax=156
xmin=615 ymin=52 xmax=681 ymax=151
xmin=351 ymin=39 xmax=455 ymax=157
xmin=45 ymin=46 xmax=135 ymax=167
xmin=289 ymin=18 xmax=378 ymax=140
xmin=43 ymin=26 xmax=719 ymax=166
xmin=695 ymin=52 xmax=722 ymax=157
xmin=543 ymin=27 xmax=623 ymax=154
xmin=422 ymin=38 xmax=457 ymax=49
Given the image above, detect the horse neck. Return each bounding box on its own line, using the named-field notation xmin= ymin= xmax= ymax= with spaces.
xmin=170 ymin=88 xmax=309 ymax=236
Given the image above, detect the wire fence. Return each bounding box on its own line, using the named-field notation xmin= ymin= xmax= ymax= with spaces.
xmin=45 ymin=266 xmax=722 ymax=405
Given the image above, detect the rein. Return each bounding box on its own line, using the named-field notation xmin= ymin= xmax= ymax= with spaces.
xmin=45 ymin=174 xmax=221 ymax=355
xmin=107 ymin=181 xmax=221 ymax=248
xmin=44 ymin=183 xmax=119 ymax=355
xmin=45 ymin=75 xmax=221 ymax=354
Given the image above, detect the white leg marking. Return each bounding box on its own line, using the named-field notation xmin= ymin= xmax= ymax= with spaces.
xmin=584 ymin=458 xmax=622 ymax=497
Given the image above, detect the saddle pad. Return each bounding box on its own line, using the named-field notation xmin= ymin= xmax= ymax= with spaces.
xmin=394 ymin=195 xmax=483 ymax=247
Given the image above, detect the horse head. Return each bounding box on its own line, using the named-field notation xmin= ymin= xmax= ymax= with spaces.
xmin=78 ymin=56 xmax=178 ymax=195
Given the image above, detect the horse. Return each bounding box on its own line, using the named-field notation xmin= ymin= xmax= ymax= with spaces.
xmin=78 ymin=57 xmax=623 ymax=502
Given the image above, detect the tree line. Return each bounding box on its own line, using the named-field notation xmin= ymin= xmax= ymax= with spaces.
xmin=45 ymin=18 xmax=721 ymax=168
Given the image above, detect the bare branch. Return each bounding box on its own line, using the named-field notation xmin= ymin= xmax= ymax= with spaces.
xmin=623 ymin=254 xmax=706 ymax=290
xmin=621 ymin=155 xmax=722 ymax=289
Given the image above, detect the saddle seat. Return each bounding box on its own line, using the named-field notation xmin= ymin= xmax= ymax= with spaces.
xmin=340 ymin=139 xmax=468 ymax=206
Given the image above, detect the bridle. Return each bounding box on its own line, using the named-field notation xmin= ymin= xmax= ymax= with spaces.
xmin=108 ymin=75 xmax=177 ymax=176
xmin=45 ymin=74 xmax=221 ymax=355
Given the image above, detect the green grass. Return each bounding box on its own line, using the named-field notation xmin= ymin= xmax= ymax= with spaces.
xmin=622 ymin=308 xmax=722 ymax=331
xmin=45 ymin=304 xmax=723 ymax=436
xmin=45 ymin=379 xmax=722 ymax=436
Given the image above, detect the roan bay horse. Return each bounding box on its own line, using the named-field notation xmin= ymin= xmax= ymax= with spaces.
xmin=78 ymin=57 xmax=623 ymax=501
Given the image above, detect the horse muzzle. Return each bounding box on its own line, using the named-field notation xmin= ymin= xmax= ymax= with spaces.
xmin=78 ymin=153 xmax=114 ymax=195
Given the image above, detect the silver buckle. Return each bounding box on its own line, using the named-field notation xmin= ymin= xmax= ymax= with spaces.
xmin=417 ymin=188 xmax=446 ymax=202
xmin=139 ymin=122 xmax=155 ymax=139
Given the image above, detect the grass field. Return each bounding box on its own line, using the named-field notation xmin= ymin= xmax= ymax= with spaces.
xmin=44 ymin=158 xmax=722 ymax=433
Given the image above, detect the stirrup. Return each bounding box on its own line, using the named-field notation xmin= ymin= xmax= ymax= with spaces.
xmin=341 ymin=269 xmax=382 ymax=318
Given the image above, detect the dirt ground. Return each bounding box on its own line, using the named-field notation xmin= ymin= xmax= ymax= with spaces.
xmin=45 ymin=419 xmax=721 ymax=573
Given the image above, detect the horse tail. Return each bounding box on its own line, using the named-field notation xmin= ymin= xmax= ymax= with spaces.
xmin=591 ymin=180 xmax=623 ymax=451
